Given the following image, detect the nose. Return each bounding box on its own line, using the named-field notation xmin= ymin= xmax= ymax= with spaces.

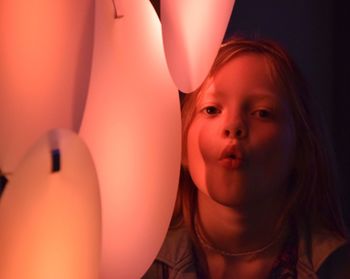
xmin=222 ymin=115 xmax=247 ymax=139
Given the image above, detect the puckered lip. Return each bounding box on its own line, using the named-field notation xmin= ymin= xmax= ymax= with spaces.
xmin=218 ymin=144 xmax=244 ymax=169
xmin=219 ymin=144 xmax=244 ymax=161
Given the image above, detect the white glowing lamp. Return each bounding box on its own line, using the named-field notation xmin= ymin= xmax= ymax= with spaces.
xmin=161 ymin=0 xmax=235 ymax=93
xmin=79 ymin=0 xmax=181 ymax=278
xmin=0 ymin=129 xmax=101 ymax=279
xmin=0 ymin=0 xmax=94 ymax=173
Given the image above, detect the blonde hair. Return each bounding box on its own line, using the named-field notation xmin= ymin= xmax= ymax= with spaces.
xmin=172 ymin=38 xmax=347 ymax=243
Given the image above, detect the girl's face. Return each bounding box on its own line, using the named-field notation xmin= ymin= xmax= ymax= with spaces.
xmin=185 ymin=54 xmax=296 ymax=208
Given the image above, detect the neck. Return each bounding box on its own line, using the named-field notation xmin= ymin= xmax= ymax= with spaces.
xmin=196 ymin=191 xmax=287 ymax=257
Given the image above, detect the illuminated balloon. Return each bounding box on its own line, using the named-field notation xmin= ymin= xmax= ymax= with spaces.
xmin=79 ymin=0 xmax=181 ymax=278
xmin=161 ymin=0 xmax=235 ymax=93
xmin=0 ymin=0 xmax=94 ymax=173
xmin=0 ymin=129 xmax=101 ymax=279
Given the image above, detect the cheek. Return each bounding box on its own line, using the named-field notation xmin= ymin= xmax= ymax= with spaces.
xmin=250 ymin=123 xmax=295 ymax=173
xmin=187 ymin=120 xmax=219 ymax=162
xmin=186 ymin=120 xmax=219 ymax=193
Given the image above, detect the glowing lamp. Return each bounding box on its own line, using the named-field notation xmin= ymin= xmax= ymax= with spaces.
xmin=161 ymin=0 xmax=235 ymax=93
xmin=79 ymin=0 xmax=181 ymax=278
xmin=0 ymin=0 xmax=94 ymax=173
xmin=0 ymin=129 xmax=101 ymax=279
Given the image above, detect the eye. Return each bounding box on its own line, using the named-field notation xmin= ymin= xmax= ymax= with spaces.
xmin=202 ymin=106 xmax=221 ymax=115
xmin=252 ymin=109 xmax=272 ymax=119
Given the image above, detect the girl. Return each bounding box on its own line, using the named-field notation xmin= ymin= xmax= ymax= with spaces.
xmin=143 ymin=38 xmax=349 ymax=278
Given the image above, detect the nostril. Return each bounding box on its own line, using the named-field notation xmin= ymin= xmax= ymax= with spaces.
xmin=224 ymin=127 xmax=245 ymax=138
xmin=235 ymin=128 xmax=242 ymax=137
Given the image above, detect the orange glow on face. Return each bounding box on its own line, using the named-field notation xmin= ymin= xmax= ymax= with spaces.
xmin=161 ymin=0 xmax=235 ymax=93
xmin=186 ymin=55 xmax=295 ymax=207
xmin=0 ymin=0 xmax=94 ymax=173
xmin=0 ymin=129 xmax=101 ymax=279
xmin=79 ymin=0 xmax=181 ymax=278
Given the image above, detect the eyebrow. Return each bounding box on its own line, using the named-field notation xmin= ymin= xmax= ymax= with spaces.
xmin=246 ymin=92 xmax=281 ymax=102
xmin=201 ymin=89 xmax=282 ymax=103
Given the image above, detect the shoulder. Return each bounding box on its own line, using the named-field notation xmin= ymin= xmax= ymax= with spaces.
xmin=317 ymin=241 xmax=350 ymax=278
xmin=298 ymin=229 xmax=350 ymax=278
xmin=157 ymin=225 xmax=194 ymax=266
xmin=142 ymin=225 xmax=198 ymax=279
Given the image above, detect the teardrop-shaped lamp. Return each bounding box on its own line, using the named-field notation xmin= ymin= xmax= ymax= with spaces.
xmin=79 ymin=0 xmax=181 ymax=278
xmin=0 ymin=129 xmax=101 ymax=279
xmin=0 ymin=0 xmax=94 ymax=173
xmin=161 ymin=0 xmax=235 ymax=92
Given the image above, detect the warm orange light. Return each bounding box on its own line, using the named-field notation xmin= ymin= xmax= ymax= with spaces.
xmin=0 ymin=129 xmax=101 ymax=279
xmin=161 ymin=0 xmax=235 ymax=93
xmin=79 ymin=0 xmax=181 ymax=278
xmin=0 ymin=0 xmax=94 ymax=173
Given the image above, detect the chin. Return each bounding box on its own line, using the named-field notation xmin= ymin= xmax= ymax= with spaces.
xmin=207 ymin=190 xmax=247 ymax=208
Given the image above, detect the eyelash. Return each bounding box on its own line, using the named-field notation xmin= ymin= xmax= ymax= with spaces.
xmin=200 ymin=106 xmax=273 ymax=119
xmin=251 ymin=109 xmax=273 ymax=119
xmin=201 ymin=106 xmax=221 ymax=115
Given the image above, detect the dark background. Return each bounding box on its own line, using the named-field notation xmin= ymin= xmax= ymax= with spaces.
xmin=150 ymin=0 xmax=350 ymax=226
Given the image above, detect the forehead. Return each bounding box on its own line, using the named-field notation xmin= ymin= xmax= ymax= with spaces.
xmin=198 ymin=53 xmax=283 ymax=103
